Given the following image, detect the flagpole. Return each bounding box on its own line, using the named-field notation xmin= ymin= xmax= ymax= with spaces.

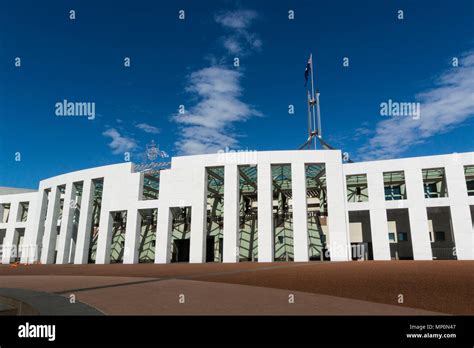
xmin=307 ymin=90 xmax=312 ymax=149
xmin=309 ymin=54 xmax=317 ymax=150
xmin=316 ymin=90 xmax=322 ymax=138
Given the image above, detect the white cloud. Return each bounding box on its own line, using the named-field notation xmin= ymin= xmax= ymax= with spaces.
xmin=215 ymin=9 xmax=258 ymax=30
xmin=223 ymin=37 xmax=243 ymax=55
xmin=215 ymin=9 xmax=261 ymax=56
xmin=172 ymin=9 xmax=262 ymax=155
xmin=102 ymin=128 xmax=138 ymax=154
xmin=135 ymin=123 xmax=160 ymax=134
xmin=173 ymin=66 xmax=260 ymax=154
xmin=359 ymin=50 xmax=474 ymax=160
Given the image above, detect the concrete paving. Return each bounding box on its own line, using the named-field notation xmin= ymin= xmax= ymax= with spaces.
xmin=0 ymin=276 xmax=441 ymax=315
xmin=0 ymin=288 xmax=103 ymax=315
xmin=0 ymin=261 xmax=471 ymax=315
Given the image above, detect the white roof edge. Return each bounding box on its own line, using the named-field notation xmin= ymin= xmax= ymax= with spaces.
xmin=0 ymin=186 xmax=37 ymax=196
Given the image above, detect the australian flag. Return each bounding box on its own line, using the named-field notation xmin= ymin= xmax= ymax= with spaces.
xmin=304 ymin=54 xmax=312 ymax=87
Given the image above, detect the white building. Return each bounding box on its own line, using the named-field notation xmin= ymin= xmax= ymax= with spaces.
xmin=1 ymin=149 xmax=473 ymax=265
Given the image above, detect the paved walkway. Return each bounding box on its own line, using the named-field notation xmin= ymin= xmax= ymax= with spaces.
xmin=0 ymin=287 xmax=103 ymax=315
xmin=0 ymin=275 xmax=442 ymax=315
xmin=1 ymin=261 xmax=471 ymax=314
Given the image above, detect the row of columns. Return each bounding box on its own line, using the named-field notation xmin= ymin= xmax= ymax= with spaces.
xmin=366 ymin=169 xmax=433 ymax=260
xmin=95 ymin=207 xmax=146 ymax=265
xmin=156 ymin=161 xmax=351 ymax=264
xmin=4 ymin=177 xmax=163 ymax=265
xmin=1 ymin=201 xmax=20 ymax=264
xmin=30 ymin=179 xmax=145 ymax=265
xmin=17 ymin=180 xmax=101 ymax=265
xmin=8 ymin=159 xmax=470 ymax=265
xmin=364 ymin=163 xmax=473 ymax=260
xmin=444 ymin=164 xmax=473 ymax=259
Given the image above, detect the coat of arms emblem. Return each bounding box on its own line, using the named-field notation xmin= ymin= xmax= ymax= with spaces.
xmin=146 ymin=140 xmax=159 ymax=161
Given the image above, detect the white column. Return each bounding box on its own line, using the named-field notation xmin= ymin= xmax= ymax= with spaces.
xmin=122 ymin=171 xmax=144 ymax=264
xmin=258 ymin=162 xmax=273 ymax=262
xmin=40 ymin=186 xmax=61 ymax=264
xmin=95 ymin=210 xmax=113 ymax=264
xmin=367 ymin=171 xmax=391 ymax=260
xmin=20 ymin=197 xmax=38 ymax=264
xmin=1 ymin=201 xmax=19 ymax=264
xmin=445 ymin=163 xmax=474 ymax=260
xmin=56 ymin=183 xmax=77 ymax=264
xmin=190 ymin=167 xmax=207 ymax=263
xmin=123 ymin=209 xmax=141 ymax=264
xmin=223 ymin=164 xmax=239 ymax=263
xmin=26 ymin=189 xmax=48 ymax=264
xmin=405 ymin=168 xmax=432 ymax=260
xmin=155 ymin=206 xmax=172 ymax=263
xmin=325 ymin=160 xmax=350 ymax=261
xmin=74 ymin=180 xmax=95 ymax=264
xmin=12 ymin=229 xmax=22 ymax=260
xmin=292 ymin=162 xmax=309 ymax=262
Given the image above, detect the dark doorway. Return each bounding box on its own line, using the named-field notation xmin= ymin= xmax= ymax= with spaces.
xmin=348 ymin=210 xmax=374 ymax=260
xmin=173 ymin=239 xmax=190 ymax=262
xmin=219 ymin=237 xmax=223 ymax=260
xmin=427 ymin=207 xmax=457 ymax=260
xmin=170 ymin=206 xmax=191 ymax=263
xmin=387 ymin=209 xmax=414 ymax=260
xmin=206 ymin=236 xmax=215 ymax=262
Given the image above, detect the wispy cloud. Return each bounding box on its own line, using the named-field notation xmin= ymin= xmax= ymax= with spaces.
xmin=215 ymin=9 xmax=261 ymax=56
xmin=215 ymin=9 xmax=258 ymax=30
xmin=173 ymin=9 xmax=262 ymax=155
xmin=359 ymin=50 xmax=474 ymax=160
xmin=135 ymin=122 xmax=160 ymax=134
xmin=102 ymin=128 xmax=138 ymax=154
xmin=173 ymin=67 xmax=260 ymax=154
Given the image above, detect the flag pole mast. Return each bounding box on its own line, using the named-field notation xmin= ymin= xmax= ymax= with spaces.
xmin=309 ymin=53 xmax=317 ymax=150
xmin=316 ymin=89 xmax=322 ymax=138
xmin=307 ymin=90 xmax=312 ymax=149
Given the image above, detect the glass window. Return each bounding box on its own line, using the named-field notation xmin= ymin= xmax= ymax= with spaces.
xmin=464 ymin=165 xmax=474 ymax=196
xmin=398 ymin=232 xmax=408 ymax=241
xmin=388 ymin=232 xmax=396 ymax=242
xmin=320 ymin=234 xmax=326 ymax=244
xmin=346 ymin=174 xmax=368 ymax=202
xmin=385 ymin=186 xmax=402 ymax=200
xmin=467 ymin=180 xmax=474 ymax=196
xmin=142 ymin=172 xmax=160 ymax=200
xmin=424 ymin=183 xmax=438 ymax=198
xmin=422 ymin=168 xmax=447 ymax=198
xmin=1 ymin=204 xmax=11 ymax=223
xmin=383 ymin=171 xmax=406 ymax=200
xmin=19 ymin=202 xmax=29 ymax=222
xmin=392 ymin=186 xmax=402 ymax=199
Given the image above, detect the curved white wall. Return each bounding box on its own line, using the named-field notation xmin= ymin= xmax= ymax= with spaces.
xmin=1 ymin=150 xmax=473 ymax=264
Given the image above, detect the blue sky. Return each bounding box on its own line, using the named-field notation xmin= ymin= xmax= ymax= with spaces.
xmin=1 ymin=0 xmax=473 ymax=188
